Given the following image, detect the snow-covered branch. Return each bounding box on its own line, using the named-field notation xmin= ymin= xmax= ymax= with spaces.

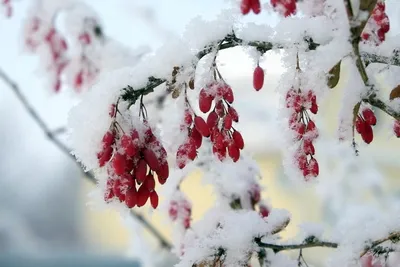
xmin=0 ymin=67 xmax=172 ymax=250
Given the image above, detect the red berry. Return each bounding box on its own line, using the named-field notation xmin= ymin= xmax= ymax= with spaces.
xmin=309 ymin=158 xmax=319 ymax=177
xmin=109 ymin=104 xmax=116 ymax=117
xmin=194 ymin=116 xmax=210 ymax=137
xmin=362 ymin=108 xmax=376 ymax=126
xmin=135 ymin=159 xmax=148 ymax=183
xmin=253 ymin=65 xmax=264 ymax=91
xmin=307 ymin=120 xmax=316 ymax=132
xmin=199 ymin=89 xmax=214 ymax=113
xmin=143 ymin=148 xmax=160 ymax=172
xmin=102 ymin=131 xmax=115 ymax=148
xmin=137 ymin=185 xmax=150 ymax=207
xmin=223 ymin=86 xmax=234 ymax=103
xmin=361 ymin=123 xmax=374 ymax=144
xmin=241 ymin=0 xmax=252 ymax=14
xmin=187 ymin=139 xmax=198 ymax=160
xmin=251 ymin=0 xmax=261 ymax=14
xmin=297 ymin=154 xmax=307 ymax=170
xmin=232 ymin=130 xmax=244 ymax=150
xmin=228 ymin=106 xmax=239 ymax=122
xmin=121 ymin=134 xmax=137 ymax=157
xmin=212 ymin=146 xmax=226 ymax=161
xmin=190 ymin=128 xmax=203 ymax=149
xmin=125 ymin=186 xmax=137 ymax=208
xmin=112 ymin=153 xmax=127 ymax=176
xmin=207 ymin=111 xmax=219 ymax=129
xmin=215 ymin=100 xmax=225 ymax=117
xmin=303 ymin=140 xmax=315 ymax=155
xmin=259 ymin=205 xmax=270 ymax=218
xmin=184 ymin=109 xmax=193 ymax=126
xmin=394 ymin=120 xmax=400 ymax=138
xmin=224 ymin=114 xmax=233 ymax=129
xmin=212 ymin=130 xmax=225 ymax=150
xmin=98 ymin=146 xmax=113 ymax=167
xmin=293 ymin=95 xmax=302 ymax=113
xmin=228 ymin=143 xmax=240 ymax=162
xmin=150 ymin=191 xmax=159 ymax=209
xmin=156 ymin=161 xmax=169 ymax=180
xmin=356 ymin=117 xmax=364 ymax=134
xmin=145 ymin=174 xmax=156 ymax=191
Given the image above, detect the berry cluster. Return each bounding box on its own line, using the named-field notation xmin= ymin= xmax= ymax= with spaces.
xmin=355 ymin=107 xmax=376 ymax=144
xmin=2 ymin=0 xmax=11 ymax=17
xmin=168 ymin=198 xmax=192 ymax=229
xmin=270 ymin=0 xmax=296 ymax=17
xmin=253 ymin=64 xmax=265 ymax=91
xmin=199 ymin=82 xmax=244 ymax=162
xmin=44 ymin=28 xmax=70 ymax=92
xmin=99 ymin=103 xmax=169 ymax=209
xmin=240 ymin=0 xmax=261 ymax=15
xmin=361 ymin=1 xmax=390 ymax=45
xmin=24 ymin=16 xmax=43 ymax=52
xmin=72 ymin=33 xmax=99 ymax=91
xmin=287 ymin=88 xmax=319 ymax=179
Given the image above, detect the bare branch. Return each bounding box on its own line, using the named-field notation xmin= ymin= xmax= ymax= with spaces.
xmin=0 ymin=67 xmax=172 ymax=250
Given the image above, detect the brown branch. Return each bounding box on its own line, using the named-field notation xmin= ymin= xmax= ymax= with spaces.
xmin=0 ymin=68 xmax=172 ymax=250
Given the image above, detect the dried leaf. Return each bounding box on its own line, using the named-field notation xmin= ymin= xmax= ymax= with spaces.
xmin=270 ymin=217 xmax=290 ymax=235
xmin=389 ymin=84 xmax=400 ymax=100
xmin=327 ymin=61 xmax=341 ymax=88
xmin=188 ymin=78 xmax=195 ymax=90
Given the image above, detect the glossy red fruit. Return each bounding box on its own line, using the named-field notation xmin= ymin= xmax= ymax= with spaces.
xmin=102 ymin=131 xmax=115 ymax=148
xmin=228 ymin=106 xmax=239 ymax=122
xmin=307 ymin=120 xmax=316 ymax=132
xmin=228 ymin=143 xmax=240 ymax=162
xmin=241 ymin=0 xmax=252 ymax=14
xmin=184 ymin=110 xmax=193 ymax=125
xmin=99 ymin=146 xmax=113 ymax=167
xmin=150 ymin=191 xmax=159 ymax=209
xmin=194 ymin=116 xmax=210 ymax=137
xmin=199 ymin=89 xmax=214 ymax=113
xmin=223 ymin=86 xmax=234 ymax=103
xmin=394 ymin=120 xmax=400 ymax=137
xmin=135 ymin=159 xmax=148 ymax=183
xmin=362 ymin=108 xmax=377 ymax=126
xmin=303 ymin=139 xmax=315 ymax=155
xmin=215 ymin=100 xmax=225 ymax=117
xmin=212 ymin=130 xmax=225 ymax=150
xmin=156 ymin=161 xmax=169 ymax=180
xmin=190 ymin=128 xmax=203 ymax=149
xmin=253 ymin=65 xmax=264 ymax=91
xmin=120 ymin=173 xmax=135 ymax=188
xmin=143 ymin=148 xmax=160 ymax=172
xmin=251 ymin=0 xmax=261 ymax=14
xmin=361 ymin=123 xmax=373 ymax=144
xmin=213 ymin=146 xmax=226 ymax=161
xmin=207 ymin=111 xmax=219 ymax=129
xmin=297 ymin=154 xmax=307 ymax=170
xmin=224 ymin=114 xmax=233 ymax=129
xmin=145 ymin=174 xmax=156 ymax=191
xmin=125 ymin=186 xmax=137 ymax=208
xmin=137 ymin=185 xmax=150 ymax=207
xmin=112 ymin=153 xmax=126 ymax=176
xmin=121 ymin=134 xmax=137 ymax=157
xmin=309 ymin=157 xmax=319 ymax=177
xmin=232 ymin=130 xmax=244 ymax=150
xmin=259 ymin=205 xmax=270 ymax=218
xmin=355 ymin=117 xmax=365 ymax=134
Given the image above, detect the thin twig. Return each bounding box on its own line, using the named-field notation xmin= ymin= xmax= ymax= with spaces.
xmin=0 ymin=67 xmax=172 ymax=250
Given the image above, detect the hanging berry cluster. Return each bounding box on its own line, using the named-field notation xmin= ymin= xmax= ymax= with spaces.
xmin=287 ymin=87 xmax=319 ymax=179
xmin=361 ymin=1 xmax=390 ymax=45
xmin=2 ymin=0 xmax=12 ymax=17
xmin=355 ymin=107 xmax=376 ymax=144
xmin=168 ymin=196 xmax=192 ymax=229
xmin=98 ymin=100 xmax=169 ymax=209
xmin=198 ymin=70 xmax=244 ymax=162
xmin=270 ymin=0 xmax=297 ymax=17
xmin=240 ymin=0 xmax=261 ymax=15
xmin=44 ymin=28 xmax=69 ymax=92
xmin=72 ymin=19 xmax=101 ymax=91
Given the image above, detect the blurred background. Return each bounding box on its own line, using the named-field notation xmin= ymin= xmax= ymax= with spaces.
xmin=2 ymin=0 xmax=400 ymax=266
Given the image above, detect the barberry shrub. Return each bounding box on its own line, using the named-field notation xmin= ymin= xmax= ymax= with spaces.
xmin=3 ymin=0 xmax=400 ymax=266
